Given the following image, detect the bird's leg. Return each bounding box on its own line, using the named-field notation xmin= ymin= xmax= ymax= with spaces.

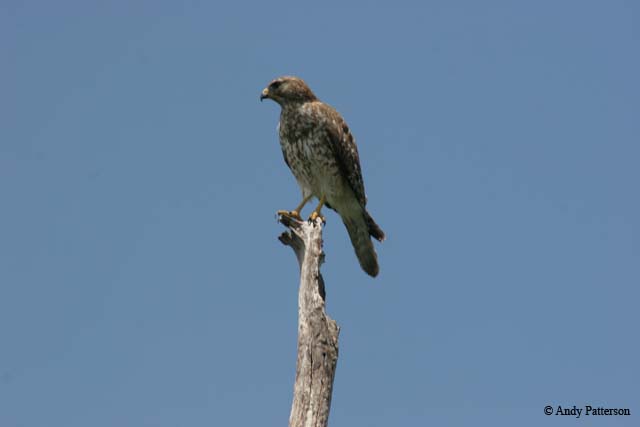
xmin=308 ymin=195 xmax=326 ymax=223
xmin=277 ymin=194 xmax=312 ymax=221
xmin=293 ymin=194 xmax=313 ymax=216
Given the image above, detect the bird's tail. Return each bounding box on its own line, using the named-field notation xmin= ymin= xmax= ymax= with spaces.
xmin=342 ymin=206 xmax=384 ymax=277
xmin=365 ymin=210 xmax=385 ymax=242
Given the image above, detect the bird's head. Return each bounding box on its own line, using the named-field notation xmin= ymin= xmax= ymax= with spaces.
xmin=260 ymin=76 xmax=317 ymax=105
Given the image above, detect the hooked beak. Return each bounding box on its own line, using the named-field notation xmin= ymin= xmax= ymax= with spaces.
xmin=260 ymin=87 xmax=269 ymax=102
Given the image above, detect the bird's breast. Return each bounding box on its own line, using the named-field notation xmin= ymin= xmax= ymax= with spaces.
xmin=279 ymin=108 xmax=345 ymax=200
xmin=281 ymin=136 xmax=342 ymax=197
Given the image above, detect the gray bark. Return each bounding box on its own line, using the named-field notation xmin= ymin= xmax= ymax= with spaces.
xmin=278 ymin=216 xmax=340 ymax=427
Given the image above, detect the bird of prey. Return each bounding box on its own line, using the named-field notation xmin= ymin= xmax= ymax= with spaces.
xmin=261 ymin=76 xmax=385 ymax=277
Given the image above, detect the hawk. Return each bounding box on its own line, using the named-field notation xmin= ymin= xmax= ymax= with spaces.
xmin=261 ymin=76 xmax=385 ymax=277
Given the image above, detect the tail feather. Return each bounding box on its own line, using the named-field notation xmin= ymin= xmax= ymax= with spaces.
xmin=365 ymin=211 xmax=385 ymax=242
xmin=342 ymin=209 xmax=384 ymax=277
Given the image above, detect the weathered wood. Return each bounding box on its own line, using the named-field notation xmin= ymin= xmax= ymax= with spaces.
xmin=278 ymin=216 xmax=340 ymax=427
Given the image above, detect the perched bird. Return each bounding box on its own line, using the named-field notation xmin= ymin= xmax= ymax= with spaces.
xmin=261 ymin=76 xmax=385 ymax=277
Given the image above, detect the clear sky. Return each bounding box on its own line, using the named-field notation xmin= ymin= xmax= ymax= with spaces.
xmin=1 ymin=1 xmax=638 ymax=426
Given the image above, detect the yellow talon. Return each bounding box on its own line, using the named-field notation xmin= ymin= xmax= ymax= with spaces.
xmin=277 ymin=195 xmax=313 ymax=221
xmin=308 ymin=195 xmax=326 ymax=223
xmin=309 ymin=211 xmax=326 ymax=223
xmin=277 ymin=210 xmax=302 ymax=220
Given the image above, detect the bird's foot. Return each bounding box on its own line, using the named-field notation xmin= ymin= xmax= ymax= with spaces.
xmin=277 ymin=210 xmax=303 ymax=221
xmin=308 ymin=211 xmax=326 ymax=224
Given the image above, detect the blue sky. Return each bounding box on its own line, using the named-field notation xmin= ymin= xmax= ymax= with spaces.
xmin=1 ymin=1 xmax=638 ymax=426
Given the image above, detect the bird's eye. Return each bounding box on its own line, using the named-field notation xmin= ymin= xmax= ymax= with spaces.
xmin=271 ymin=80 xmax=282 ymax=89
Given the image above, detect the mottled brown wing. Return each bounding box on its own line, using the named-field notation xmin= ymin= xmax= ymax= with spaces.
xmin=315 ymin=103 xmax=367 ymax=207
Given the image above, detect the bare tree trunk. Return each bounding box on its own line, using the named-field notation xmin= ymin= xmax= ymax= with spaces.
xmin=278 ymin=216 xmax=340 ymax=427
